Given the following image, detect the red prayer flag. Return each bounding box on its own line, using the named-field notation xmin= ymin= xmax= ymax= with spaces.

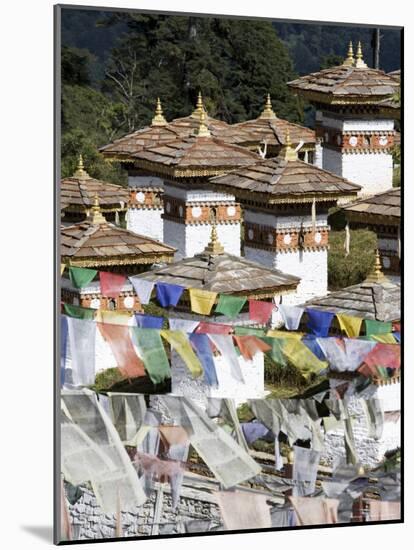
xmin=233 ymin=335 xmax=272 ymax=361
xmin=97 ymin=323 xmax=146 ymax=379
xmin=99 ymin=271 xmax=127 ymax=299
xmin=195 ymin=322 xmax=233 ymax=335
xmin=363 ymin=343 xmax=400 ymax=370
xmin=248 ymin=299 xmax=274 ymax=324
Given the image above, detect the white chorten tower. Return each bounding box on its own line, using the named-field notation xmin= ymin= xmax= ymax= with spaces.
xmin=288 ymin=42 xmax=400 ymax=196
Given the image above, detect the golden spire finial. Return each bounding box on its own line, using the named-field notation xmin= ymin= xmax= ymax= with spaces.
xmin=196 ymin=109 xmax=211 ymax=137
xmin=151 ymin=97 xmax=167 ymax=126
xmin=73 ymin=154 xmax=90 ymax=179
xmin=364 ymin=250 xmax=387 ymax=283
xmin=343 ymin=41 xmax=355 ymax=67
xmin=88 ymin=193 xmax=106 ymax=225
xmin=355 ymin=41 xmax=368 ymax=68
xmin=204 ymin=208 xmax=224 ymax=255
xmin=191 ymin=91 xmax=207 ymax=119
xmin=280 ymin=128 xmax=298 ymax=161
xmin=259 ymin=93 xmax=277 ymax=120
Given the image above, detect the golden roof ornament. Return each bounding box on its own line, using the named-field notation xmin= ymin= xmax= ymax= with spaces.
xmin=88 ymin=194 xmax=107 ymax=225
xmin=73 ymin=154 xmax=90 ymax=180
xmin=204 ymin=209 xmax=224 ymax=255
xmin=191 ymin=91 xmax=207 ymax=119
xmin=195 ymin=109 xmax=211 ymax=138
xmin=343 ymin=41 xmax=355 ymax=67
xmin=151 ymin=97 xmax=167 ymax=126
xmin=364 ymin=250 xmax=387 ymax=284
xmin=259 ymin=93 xmax=277 ymax=120
xmin=355 ymin=41 xmax=368 ymax=68
xmin=280 ymin=128 xmax=298 ymax=161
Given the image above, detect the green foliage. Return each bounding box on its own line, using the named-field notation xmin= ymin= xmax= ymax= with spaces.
xmin=328 ymin=229 xmax=377 ymax=290
xmin=319 ymin=54 xmax=344 ymax=70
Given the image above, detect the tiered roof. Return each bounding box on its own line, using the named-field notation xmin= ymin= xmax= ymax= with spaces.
xmin=233 ymin=94 xmax=315 ymax=150
xmin=61 ymin=196 xmax=176 ymax=268
xmin=288 ymin=42 xmax=399 ymax=105
xmin=343 ymin=188 xmax=400 ymax=225
xmin=132 ymin=111 xmax=260 ymax=178
xmin=136 ymin=225 xmax=299 ymax=298
xmin=211 ymin=131 xmax=361 ymax=204
xmin=60 ymin=156 xmax=129 ymax=213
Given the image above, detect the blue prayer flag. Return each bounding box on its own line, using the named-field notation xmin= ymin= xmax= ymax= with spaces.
xmin=302 ymin=335 xmax=326 ymax=361
xmin=61 ymin=315 xmax=68 ymax=387
xmin=189 ymin=333 xmax=219 ymax=387
xmin=135 ymin=313 xmax=164 ymax=329
xmin=156 ymin=282 xmax=185 ymax=307
xmin=306 ymin=309 xmax=335 ymax=337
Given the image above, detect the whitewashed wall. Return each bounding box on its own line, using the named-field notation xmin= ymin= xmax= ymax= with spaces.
xmin=126 ymin=208 xmax=164 ymax=242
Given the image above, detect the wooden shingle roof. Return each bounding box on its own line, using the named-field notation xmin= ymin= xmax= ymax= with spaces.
xmin=343 ymin=188 xmax=401 ymax=223
xmin=210 ymin=145 xmax=361 ymax=203
xmin=60 ymin=160 xmax=129 ymax=212
xmin=61 ymin=200 xmax=175 ymax=268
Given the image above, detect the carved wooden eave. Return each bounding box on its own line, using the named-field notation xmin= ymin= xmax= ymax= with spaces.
xmin=62 ymin=253 xmax=175 ymax=268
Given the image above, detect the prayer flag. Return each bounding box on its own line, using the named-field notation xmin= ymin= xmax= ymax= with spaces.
xmin=262 ymin=336 xmax=287 ymax=367
xmin=214 ymin=490 xmax=271 ymax=530
xmin=128 ymin=277 xmax=154 ymax=305
xmin=195 ymin=322 xmax=232 ymax=335
xmin=215 ymin=294 xmax=246 ymax=318
xmin=371 ymin=333 xmax=397 ymax=344
xmin=135 ymin=313 xmax=164 ymax=329
xmin=267 ymin=330 xmax=302 ymax=340
xmin=365 ymin=319 xmax=393 ymax=336
xmin=69 ymin=266 xmax=97 ymax=289
xmin=233 ymin=335 xmax=271 ymax=361
xmin=131 ymin=328 xmax=171 ymax=384
xmin=63 ymin=303 xmax=96 ymax=320
xmin=248 ymin=299 xmax=274 ymax=324
xmin=279 ymin=304 xmax=304 ymax=330
xmin=317 ymin=338 xmax=376 ymax=372
xmin=96 ymin=309 xmax=133 ymax=326
xmin=301 ymin=335 xmax=326 ymax=361
xmin=160 ymin=330 xmax=203 ymax=378
xmin=67 ymin=317 xmax=96 ymax=386
xmin=208 ymin=334 xmax=244 ymax=383
xmin=280 ymin=338 xmax=327 ymax=380
xmin=289 ymin=496 xmax=339 ymax=525
xmin=189 ymin=288 xmax=217 ymax=315
xmin=336 ymin=313 xmax=363 ymax=338
xmin=306 ymin=309 xmax=335 ymax=337
xmin=234 ymin=326 xmax=266 ymax=337
xmin=61 ymin=263 xmax=66 ymax=275
xmin=156 ymin=282 xmax=184 ymax=307
xmin=97 ymin=323 xmax=146 ymax=379
xmin=189 ymin=333 xmax=219 ymax=386
xmin=99 ymin=271 xmax=126 ymax=299
xmin=61 ymin=315 xmax=68 ymax=386
xmin=168 ymin=318 xmax=199 ymax=333
xmin=363 ymin=343 xmax=400 ymax=370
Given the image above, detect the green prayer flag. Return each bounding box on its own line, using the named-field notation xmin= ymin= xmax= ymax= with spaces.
xmin=262 ymin=337 xmax=287 ymax=368
xmin=215 ymin=295 xmax=247 ymax=318
xmin=364 ymin=319 xmax=392 ymax=336
xmin=131 ymin=328 xmax=171 ymax=385
xmin=69 ymin=266 xmax=98 ymax=288
xmin=234 ymin=326 xmax=266 ymax=337
xmin=63 ymin=303 xmax=96 ymax=320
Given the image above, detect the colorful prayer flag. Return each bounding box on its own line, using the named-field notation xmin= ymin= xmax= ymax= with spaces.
xmin=156 ymin=282 xmax=184 ymax=307
xmin=208 ymin=334 xmax=244 ymax=383
xmin=189 ymin=333 xmax=219 ymax=386
xmin=99 ymin=271 xmax=127 ymax=299
xmin=67 ymin=317 xmax=96 ymax=386
xmin=306 ymin=309 xmax=335 ymax=337
xmin=336 ymin=314 xmax=363 ymax=338
xmin=280 ymin=338 xmax=327 ymax=380
xmin=69 ymin=266 xmax=97 ymax=289
xmin=195 ymin=322 xmax=232 ymax=335
xmin=131 ymin=328 xmax=171 ymax=384
xmin=189 ymin=288 xmax=217 ymax=315
xmin=135 ymin=313 xmax=164 ymax=329
xmin=278 ymin=304 xmax=304 ymax=330
xmin=61 ymin=263 xmax=66 ymax=275
xmin=234 ymin=326 xmax=266 ymax=337
xmin=160 ymin=330 xmax=203 ymax=378
xmin=215 ymin=294 xmax=247 ymax=318
xmin=248 ymin=300 xmax=274 ymax=324
xmin=98 ymin=323 xmax=146 ymax=379
xmin=168 ymin=318 xmax=199 ymax=333
xmin=365 ymin=319 xmax=393 ymax=336
xmin=233 ymin=336 xmax=271 ymax=361
xmin=95 ymin=309 xmax=132 ymax=326
xmin=63 ymin=303 xmax=96 ymax=320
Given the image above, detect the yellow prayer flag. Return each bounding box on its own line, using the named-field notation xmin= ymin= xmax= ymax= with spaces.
xmin=160 ymin=330 xmax=203 ymax=378
xmin=266 ymin=330 xmax=304 ymax=340
xmin=61 ymin=263 xmax=66 ymax=275
xmin=95 ymin=309 xmax=133 ymax=326
xmin=281 ymin=338 xmax=327 ymax=380
xmin=189 ymin=288 xmax=217 ymax=315
xmin=336 ymin=314 xmax=363 ymax=338
xmin=372 ymin=333 xmax=397 ymax=344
